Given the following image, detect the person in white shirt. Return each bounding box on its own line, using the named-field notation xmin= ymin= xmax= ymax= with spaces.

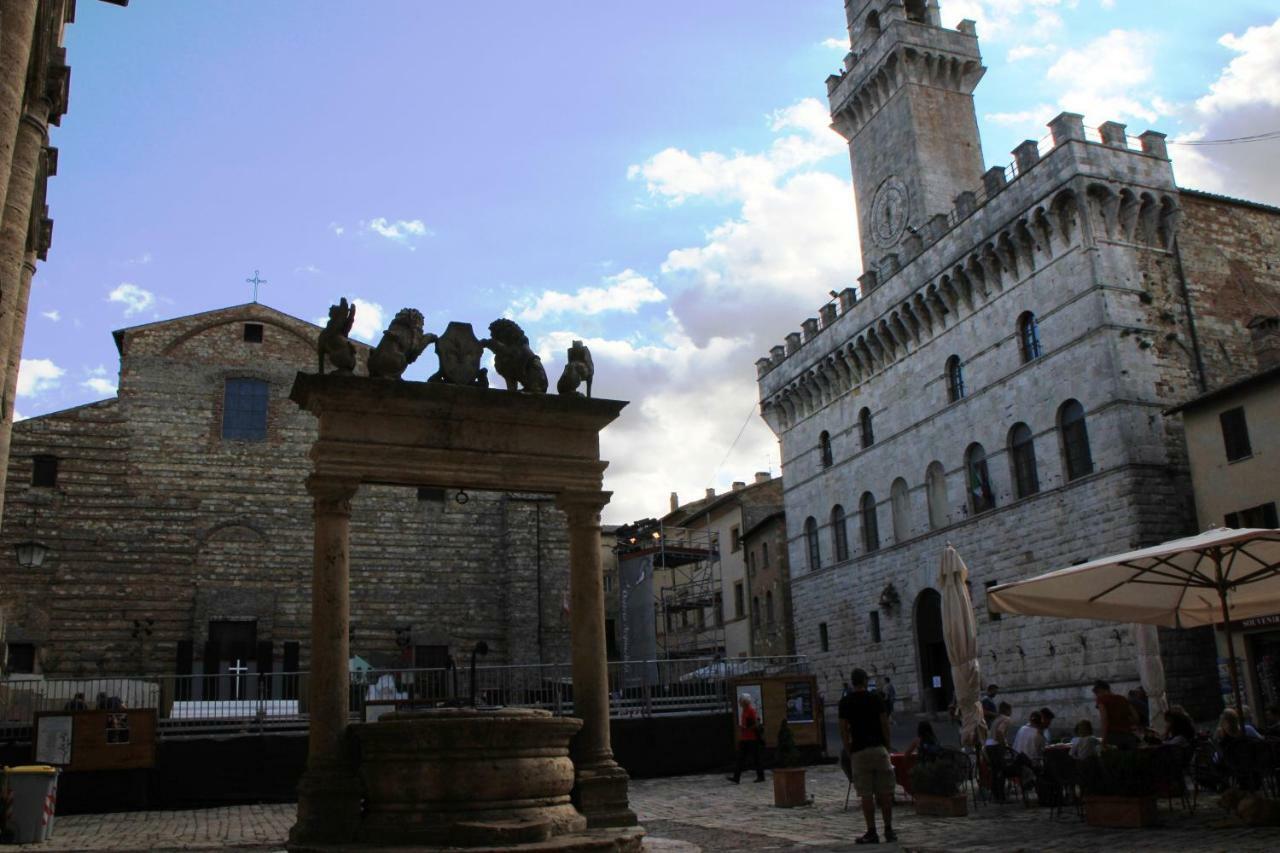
xmin=1069 ymin=719 xmax=1101 ymax=761
xmin=1010 ymin=711 xmax=1047 ymax=787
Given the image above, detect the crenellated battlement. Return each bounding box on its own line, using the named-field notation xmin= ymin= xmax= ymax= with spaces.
xmin=755 ymin=113 xmax=1181 ymax=427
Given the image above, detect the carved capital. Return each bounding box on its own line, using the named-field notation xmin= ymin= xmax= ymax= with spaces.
xmin=307 ymin=476 xmax=359 ymax=517
xmin=556 ymin=490 xmax=610 ymax=529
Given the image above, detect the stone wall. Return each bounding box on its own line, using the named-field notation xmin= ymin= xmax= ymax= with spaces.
xmin=0 ymin=304 xmax=571 ymax=677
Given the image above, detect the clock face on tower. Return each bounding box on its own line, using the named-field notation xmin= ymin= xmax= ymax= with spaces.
xmin=870 ymin=176 xmax=910 ymax=248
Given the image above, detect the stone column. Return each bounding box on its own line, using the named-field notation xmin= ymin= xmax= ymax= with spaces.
xmin=556 ymin=490 xmax=636 ymax=829
xmin=0 ymin=1 xmax=39 ymax=217
xmin=290 ymin=476 xmax=362 ymax=846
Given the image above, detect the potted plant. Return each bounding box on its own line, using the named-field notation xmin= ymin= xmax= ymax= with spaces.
xmin=1079 ymin=748 xmax=1159 ymax=828
xmin=772 ymin=720 xmax=808 ymax=807
xmin=910 ymin=759 xmax=968 ymax=817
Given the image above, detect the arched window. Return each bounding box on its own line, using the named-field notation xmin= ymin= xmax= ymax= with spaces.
xmin=804 ymin=516 xmax=821 ymax=570
xmin=1018 ymin=312 xmax=1042 ymax=363
xmin=1060 ymin=399 xmax=1094 ymax=480
xmin=904 ymin=0 xmax=927 ymax=23
xmin=890 ymin=478 xmax=911 ymax=543
xmin=1008 ymin=423 xmax=1040 ymax=499
xmin=819 ymin=430 xmax=833 ymax=469
xmin=926 ymin=461 xmax=948 ymax=529
xmin=861 ymin=491 xmax=880 ymax=552
xmin=766 ymin=591 xmax=775 ymax=624
xmin=966 ymin=443 xmax=995 ymax=514
xmin=866 ymin=11 xmax=881 ymax=33
xmin=831 ymin=504 xmax=849 ymax=562
xmin=945 ymin=355 xmax=966 ymax=402
xmin=859 ymin=407 xmax=875 ymax=448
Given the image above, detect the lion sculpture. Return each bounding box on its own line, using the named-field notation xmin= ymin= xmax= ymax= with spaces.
xmin=317 ymin=297 xmax=357 ymax=374
xmin=556 ymin=339 xmax=594 ymax=398
xmin=482 ymin=319 xmax=547 ymax=393
xmin=367 ymin=308 xmax=436 ymax=380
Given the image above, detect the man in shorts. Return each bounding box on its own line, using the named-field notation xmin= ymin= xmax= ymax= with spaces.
xmin=839 ymin=668 xmax=895 ymax=845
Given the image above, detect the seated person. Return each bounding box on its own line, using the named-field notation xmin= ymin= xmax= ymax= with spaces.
xmin=1263 ymin=704 xmax=1280 ymax=738
xmin=986 ymin=702 xmax=1015 ymax=747
xmin=1069 ymin=720 xmax=1101 ymax=760
xmin=1093 ymin=680 xmax=1139 ymax=749
xmin=904 ymin=721 xmax=942 ymax=761
xmin=1162 ymin=706 xmax=1197 ymax=745
xmin=1038 ymin=707 xmax=1057 ymax=743
xmin=1013 ymin=711 xmax=1047 ymax=763
xmin=1217 ymin=707 xmax=1262 ymax=745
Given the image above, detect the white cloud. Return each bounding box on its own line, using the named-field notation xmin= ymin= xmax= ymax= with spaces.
xmin=40 ymin=309 xmax=60 ymax=322
xmin=940 ymin=0 xmax=1072 ymax=43
xmin=361 ymin=217 xmax=431 ymax=247
xmin=1046 ymin=29 xmax=1160 ymax=124
xmin=294 ymin=264 xmax=322 ymax=275
xmin=127 ymin=251 xmax=152 ymax=265
xmin=822 ymin=37 xmax=847 ymax=50
xmin=512 ymin=270 xmax=666 ymax=322
xmin=315 ymin=298 xmax=385 ymax=344
xmin=1173 ymin=17 xmax=1280 ymax=204
xmin=1007 ymin=43 xmax=1056 ymax=62
xmin=107 ymin=282 xmax=156 ymax=316
xmin=16 ymin=358 xmax=64 ymax=398
xmin=985 ymin=104 xmax=1056 ymax=129
xmin=82 ymin=377 xmax=116 ymax=396
xmin=329 ymin=222 xmax=345 ymax=237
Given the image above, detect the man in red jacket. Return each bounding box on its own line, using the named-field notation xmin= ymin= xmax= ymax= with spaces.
xmin=729 ymin=693 xmax=765 ymax=783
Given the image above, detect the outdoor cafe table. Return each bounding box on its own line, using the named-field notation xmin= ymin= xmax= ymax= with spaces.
xmin=890 ymin=752 xmax=915 ymax=798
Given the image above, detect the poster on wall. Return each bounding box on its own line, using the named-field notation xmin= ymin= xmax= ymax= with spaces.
xmin=736 ymin=683 xmax=763 ymax=730
xmin=785 ymin=682 xmax=814 ymax=723
xmin=35 ymin=715 xmax=73 ymax=765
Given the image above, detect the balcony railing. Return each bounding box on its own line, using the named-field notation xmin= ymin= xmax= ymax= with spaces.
xmin=0 ymin=655 xmax=807 ymax=736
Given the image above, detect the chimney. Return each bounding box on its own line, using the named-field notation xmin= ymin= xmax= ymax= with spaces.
xmin=669 ymin=492 xmax=679 ymax=513
xmin=1250 ymin=316 xmax=1280 ymax=370
xmin=705 ymin=487 xmax=716 ymax=500
xmin=754 ymin=471 xmax=771 ymax=484
xmin=731 ymin=481 xmax=746 ymax=491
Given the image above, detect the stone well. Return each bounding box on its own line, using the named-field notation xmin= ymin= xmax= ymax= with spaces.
xmin=353 ymin=708 xmax=587 ymax=847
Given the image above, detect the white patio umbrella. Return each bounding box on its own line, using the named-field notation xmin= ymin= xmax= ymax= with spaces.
xmin=1132 ymin=624 xmax=1169 ymax=734
xmin=939 ymin=545 xmax=987 ymax=747
xmin=988 ymin=527 xmax=1280 ymax=716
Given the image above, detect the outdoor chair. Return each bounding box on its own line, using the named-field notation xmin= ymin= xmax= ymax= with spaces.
xmin=983 ymin=745 xmax=1026 ymax=805
xmin=1040 ymin=749 xmax=1082 ymax=820
xmin=1150 ymin=743 xmax=1191 ymax=812
xmin=1190 ymin=738 xmax=1227 ymax=810
xmin=936 ymin=748 xmax=980 ymax=811
xmin=1223 ymin=737 xmax=1271 ymax=794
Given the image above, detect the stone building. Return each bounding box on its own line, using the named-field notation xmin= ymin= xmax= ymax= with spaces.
xmin=0 ymin=0 xmax=128 ymax=534
xmin=741 ymin=509 xmax=793 ymax=658
xmin=755 ymin=0 xmax=1279 ymax=722
xmin=0 ymin=303 xmax=572 ymax=681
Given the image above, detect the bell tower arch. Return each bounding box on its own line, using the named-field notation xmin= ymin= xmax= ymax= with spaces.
xmin=830 ymin=1 xmax=986 ymax=277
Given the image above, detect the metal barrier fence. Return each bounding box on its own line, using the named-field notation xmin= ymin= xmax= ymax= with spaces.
xmin=0 ymin=656 xmax=807 ymax=736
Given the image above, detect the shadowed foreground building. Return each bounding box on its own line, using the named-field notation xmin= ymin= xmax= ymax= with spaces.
xmin=0 ymin=303 xmax=571 ymax=683
xmin=755 ymin=1 xmax=1279 ymax=722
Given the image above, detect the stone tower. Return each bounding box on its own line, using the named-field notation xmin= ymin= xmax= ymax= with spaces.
xmin=829 ymin=0 xmax=986 ymax=276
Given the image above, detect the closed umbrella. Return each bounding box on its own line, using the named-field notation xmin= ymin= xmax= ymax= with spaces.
xmin=939 ymin=545 xmax=987 ymax=747
xmin=988 ymin=527 xmax=1280 ymax=716
xmin=1131 ymin=624 xmax=1168 ymax=734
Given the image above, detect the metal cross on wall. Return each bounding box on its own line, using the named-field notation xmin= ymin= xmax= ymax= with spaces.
xmin=246 ymin=269 xmax=267 ymax=303
xmin=229 ymin=658 xmax=249 ymax=699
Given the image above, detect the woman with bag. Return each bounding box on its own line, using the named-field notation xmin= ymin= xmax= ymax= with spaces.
xmin=729 ymin=693 xmax=765 ymax=783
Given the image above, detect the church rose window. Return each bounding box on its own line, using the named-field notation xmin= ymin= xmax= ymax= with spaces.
xmin=222 ymin=378 xmax=269 ymax=441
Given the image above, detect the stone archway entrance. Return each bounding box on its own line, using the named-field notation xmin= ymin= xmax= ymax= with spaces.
xmin=286 ymin=373 xmax=636 ymax=845
xmin=914 ymin=588 xmax=953 ymax=713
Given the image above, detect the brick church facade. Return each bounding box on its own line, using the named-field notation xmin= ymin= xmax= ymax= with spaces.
xmin=0 ymin=303 xmax=571 ymax=680
xmin=756 ymin=0 xmax=1280 ymax=722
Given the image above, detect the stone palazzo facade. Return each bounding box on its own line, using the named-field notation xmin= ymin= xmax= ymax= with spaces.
xmin=0 ymin=304 xmax=571 ymax=678
xmin=755 ymin=0 xmax=1280 ymax=723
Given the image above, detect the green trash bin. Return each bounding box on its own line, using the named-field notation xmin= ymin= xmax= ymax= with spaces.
xmin=4 ymin=765 xmax=59 ymax=843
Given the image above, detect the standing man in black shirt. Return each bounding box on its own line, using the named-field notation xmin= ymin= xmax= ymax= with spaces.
xmin=839 ymin=668 xmax=895 ymax=845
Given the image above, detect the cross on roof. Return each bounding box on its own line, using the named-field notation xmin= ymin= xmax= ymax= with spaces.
xmin=246 ymin=270 xmax=267 ymax=302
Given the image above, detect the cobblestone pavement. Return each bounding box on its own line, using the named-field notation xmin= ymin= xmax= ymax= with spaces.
xmin=17 ymin=765 xmax=1280 ymax=851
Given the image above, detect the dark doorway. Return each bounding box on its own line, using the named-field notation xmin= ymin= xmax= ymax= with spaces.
xmin=205 ymin=620 xmax=258 ymax=700
xmin=914 ymin=589 xmax=953 ymax=712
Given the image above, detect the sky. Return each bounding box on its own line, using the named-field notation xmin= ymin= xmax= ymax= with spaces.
xmin=20 ymin=0 xmax=1280 ymax=523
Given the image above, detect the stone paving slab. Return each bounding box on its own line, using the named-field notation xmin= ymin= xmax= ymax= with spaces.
xmin=15 ymin=765 xmax=1280 ymax=852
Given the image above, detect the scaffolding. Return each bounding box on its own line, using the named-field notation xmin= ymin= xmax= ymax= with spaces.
xmin=615 ymin=520 xmax=723 ymax=660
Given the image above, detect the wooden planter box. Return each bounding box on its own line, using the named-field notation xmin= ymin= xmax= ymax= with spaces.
xmin=772 ymin=767 xmax=807 ymax=807
xmin=1084 ymin=795 xmax=1158 ymax=828
xmin=914 ymin=793 xmax=968 ymax=817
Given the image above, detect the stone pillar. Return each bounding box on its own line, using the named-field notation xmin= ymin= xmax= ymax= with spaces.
xmin=556 ymin=491 xmax=636 ymax=829
xmin=290 ymin=476 xmax=363 ymax=846
xmin=0 ymin=1 xmax=39 ymax=218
